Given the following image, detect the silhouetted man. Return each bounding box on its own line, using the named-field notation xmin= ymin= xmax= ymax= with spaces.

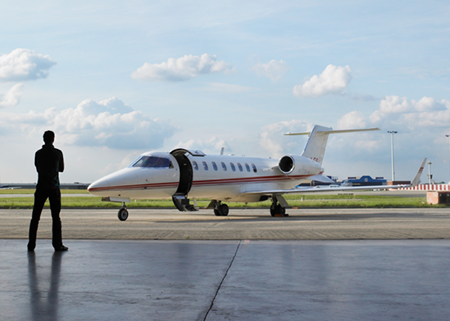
xmin=28 ymin=131 xmax=68 ymax=252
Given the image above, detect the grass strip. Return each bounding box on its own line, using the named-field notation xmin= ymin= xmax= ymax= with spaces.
xmin=0 ymin=189 xmax=88 ymax=194
xmin=0 ymin=194 xmax=439 ymax=209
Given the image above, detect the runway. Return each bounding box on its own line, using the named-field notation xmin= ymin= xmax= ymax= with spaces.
xmin=1 ymin=208 xmax=450 ymax=320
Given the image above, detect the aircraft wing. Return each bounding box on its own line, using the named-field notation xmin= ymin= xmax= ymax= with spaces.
xmin=242 ymin=184 xmax=409 ymax=196
xmin=243 ymin=158 xmax=427 ymax=196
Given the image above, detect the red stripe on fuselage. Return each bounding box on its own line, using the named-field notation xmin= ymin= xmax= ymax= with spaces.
xmin=191 ymin=174 xmax=311 ymax=186
xmin=88 ymin=174 xmax=313 ymax=193
xmin=88 ymin=181 xmax=178 ymax=192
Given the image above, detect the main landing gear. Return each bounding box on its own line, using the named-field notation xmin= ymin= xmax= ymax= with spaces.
xmin=172 ymin=194 xmax=198 ymax=212
xmin=270 ymin=198 xmax=288 ymax=217
xmin=118 ymin=203 xmax=129 ymax=221
xmin=210 ymin=200 xmax=229 ymax=216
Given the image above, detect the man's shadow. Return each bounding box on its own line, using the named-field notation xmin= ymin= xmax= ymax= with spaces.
xmin=28 ymin=251 xmax=64 ymax=321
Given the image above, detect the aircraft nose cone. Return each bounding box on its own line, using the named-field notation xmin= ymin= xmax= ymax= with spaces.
xmin=87 ymin=178 xmax=111 ymax=195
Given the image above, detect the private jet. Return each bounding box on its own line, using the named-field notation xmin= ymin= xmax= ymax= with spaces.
xmin=88 ymin=125 xmax=424 ymax=220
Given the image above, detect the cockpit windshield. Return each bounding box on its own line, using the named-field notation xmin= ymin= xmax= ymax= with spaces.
xmin=132 ymin=156 xmax=172 ymax=168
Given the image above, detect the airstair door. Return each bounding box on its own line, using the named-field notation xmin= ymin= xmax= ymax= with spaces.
xmin=170 ymin=150 xmax=194 ymax=211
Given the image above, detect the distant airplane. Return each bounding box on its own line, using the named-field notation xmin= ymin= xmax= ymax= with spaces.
xmin=88 ymin=125 xmax=424 ymax=220
xmin=0 ymin=184 xmax=19 ymax=190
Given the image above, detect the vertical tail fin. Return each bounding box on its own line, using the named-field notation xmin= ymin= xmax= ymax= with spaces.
xmin=285 ymin=125 xmax=380 ymax=165
xmin=300 ymin=125 xmax=333 ymax=165
xmin=411 ymin=158 xmax=427 ymax=187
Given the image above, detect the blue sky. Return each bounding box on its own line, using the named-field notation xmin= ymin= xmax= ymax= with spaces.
xmin=1 ymin=0 xmax=449 ymax=184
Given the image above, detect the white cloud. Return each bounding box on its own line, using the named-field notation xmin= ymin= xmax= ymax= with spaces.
xmin=175 ymin=136 xmax=231 ymax=155
xmin=0 ymin=83 xmax=24 ymax=108
xmin=0 ymin=48 xmax=56 ymax=82
xmin=259 ymin=120 xmax=313 ymax=157
xmin=0 ymin=97 xmax=176 ymax=150
xmin=329 ymin=95 xmax=450 ymax=182
xmin=293 ymin=65 xmax=352 ymax=97
xmin=378 ymin=96 xmax=412 ymax=114
xmin=337 ymin=111 xmax=367 ymax=129
xmin=412 ymin=96 xmax=447 ymax=112
xmin=334 ymin=96 xmax=450 ymax=162
xmin=131 ymin=54 xmax=234 ymax=82
xmin=252 ymin=59 xmax=288 ymax=82
xmin=364 ymin=96 xmax=450 ymax=129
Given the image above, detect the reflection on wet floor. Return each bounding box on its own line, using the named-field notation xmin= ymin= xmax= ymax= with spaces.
xmin=28 ymin=252 xmax=64 ymax=321
xmin=1 ymin=239 xmax=450 ymax=321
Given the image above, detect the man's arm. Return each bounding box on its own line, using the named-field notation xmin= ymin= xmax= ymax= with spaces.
xmin=59 ymin=150 xmax=64 ymax=173
xmin=34 ymin=151 xmax=39 ymax=172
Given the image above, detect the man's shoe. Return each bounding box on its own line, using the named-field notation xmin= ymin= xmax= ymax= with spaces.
xmin=55 ymin=245 xmax=68 ymax=251
xmin=27 ymin=243 xmax=35 ymax=251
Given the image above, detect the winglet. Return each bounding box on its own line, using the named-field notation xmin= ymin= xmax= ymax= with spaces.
xmin=411 ymin=158 xmax=427 ymax=187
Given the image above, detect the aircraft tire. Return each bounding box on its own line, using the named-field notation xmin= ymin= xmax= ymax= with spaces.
xmin=270 ymin=208 xmax=276 ymax=217
xmin=214 ymin=204 xmax=229 ymax=216
xmin=118 ymin=208 xmax=129 ymax=221
xmin=219 ymin=204 xmax=229 ymax=216
xmin=270 ymin=204 xmax=285 ymax=216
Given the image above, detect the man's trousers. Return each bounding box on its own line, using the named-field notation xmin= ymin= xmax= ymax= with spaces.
xmin=28 ymin=188 xmax=62 ymax=249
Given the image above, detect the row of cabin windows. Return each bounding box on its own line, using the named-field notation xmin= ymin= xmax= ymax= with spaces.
xmin=192 ymin=161 xmax=257 ymax=173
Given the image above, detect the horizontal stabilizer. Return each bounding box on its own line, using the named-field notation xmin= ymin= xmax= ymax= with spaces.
xmin=285 ymin=127 xmax=380 ymax=136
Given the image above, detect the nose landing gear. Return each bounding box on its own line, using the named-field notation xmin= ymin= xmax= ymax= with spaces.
xmin=118 ymin=203 xmax=129 ymax=221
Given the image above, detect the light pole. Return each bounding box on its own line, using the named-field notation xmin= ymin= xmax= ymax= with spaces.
xmin=446 ymin=135 xmax=450 ymax=183
xmin=387 ymin=131 xmax=398 ymax=182
xmin=428 ymin=161 xmax=432 ymax=185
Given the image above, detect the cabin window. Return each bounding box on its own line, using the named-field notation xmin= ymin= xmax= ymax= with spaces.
xmin=252 ymin=163 xmax=257 ymax=173
xmin=212 ymin=162 xmax=218 ymax=171
xmin=230 ymin=163 xmax=236 ymax=171
xmin=202 ymin=161 xmax=208 ymax=171
xmin=132 ymin=156 xmax=172 ymax=168
xmin=245 ymin=163 xmax=251 ymax=172
xmin=221 ymin=162 xmax=227 ymax=171
xmin=237 ymin=163 xmax=243 ymax=172
xmin=193 ymin=161 xmax=199 ymax=171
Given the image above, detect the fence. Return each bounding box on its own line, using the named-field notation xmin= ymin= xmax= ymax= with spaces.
xmin=398 ymin=184 xmax=450 ymax=191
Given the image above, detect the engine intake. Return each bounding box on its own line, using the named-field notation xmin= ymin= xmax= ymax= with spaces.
xmin=278 ymin=155 xmax=295 ymax=174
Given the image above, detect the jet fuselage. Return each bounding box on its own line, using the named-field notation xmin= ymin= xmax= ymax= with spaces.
xmin=87 ymin=149 xmax=322 ymax=203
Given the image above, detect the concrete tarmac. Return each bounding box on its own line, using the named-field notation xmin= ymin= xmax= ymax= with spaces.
xmin=1 ymin=207 xmax=450 ymax=320
xmin=1 ymin=207 xmax=450 ymax=240
xmin=1 ymin=239 xmax=450 ymax=321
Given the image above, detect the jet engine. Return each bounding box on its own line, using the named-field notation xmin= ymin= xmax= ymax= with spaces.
xmin=278 ymin=155 xmax=298 ymax=174
xmin=278 ymin=155 xmax=320 ymax=176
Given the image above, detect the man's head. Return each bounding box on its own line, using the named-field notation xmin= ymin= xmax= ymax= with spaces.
xmin=43 ymin=130 xmax=55 ymax=144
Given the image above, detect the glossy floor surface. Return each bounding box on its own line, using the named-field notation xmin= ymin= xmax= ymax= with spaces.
xmin=1 ymin=239 xmax=450 ymax=321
